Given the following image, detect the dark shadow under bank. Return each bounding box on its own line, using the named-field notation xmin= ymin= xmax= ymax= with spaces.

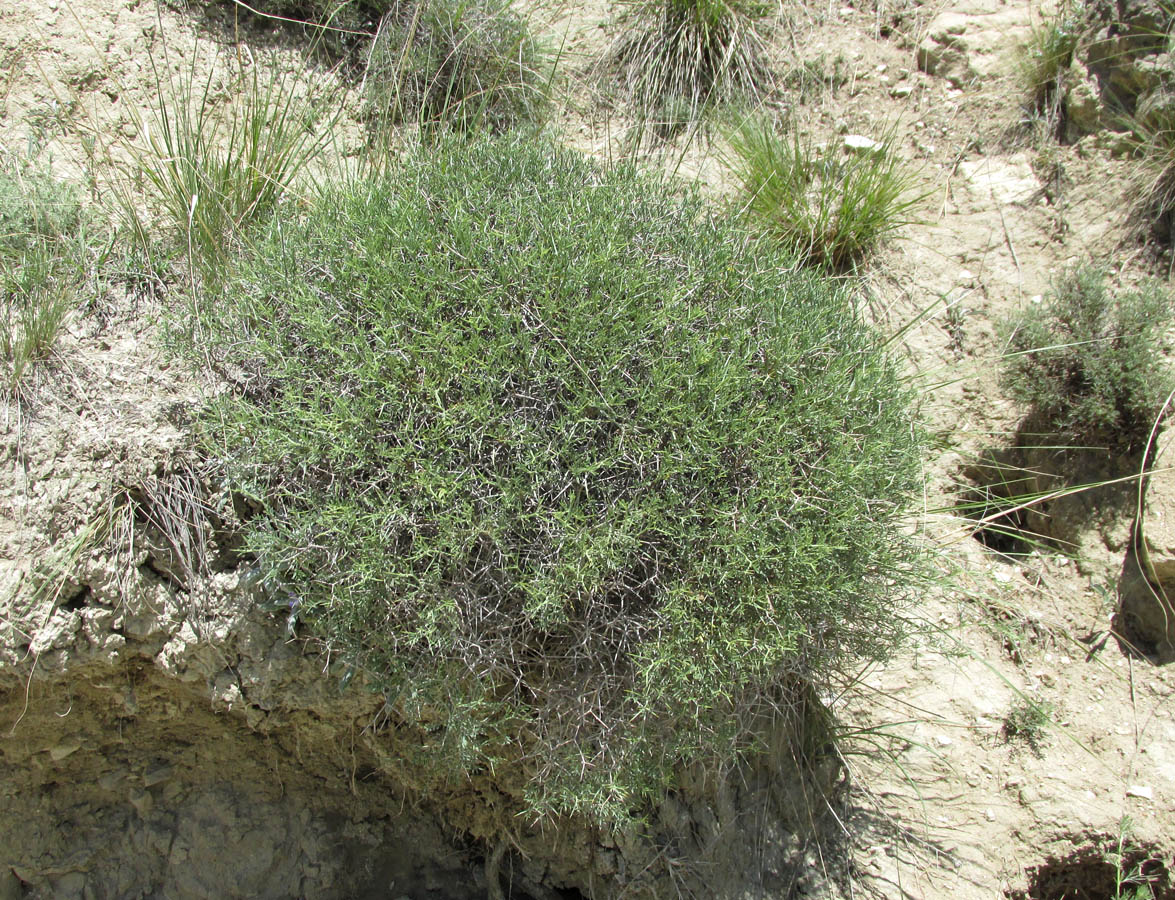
xmin=0 ymin=656 xmax=854 ymax=899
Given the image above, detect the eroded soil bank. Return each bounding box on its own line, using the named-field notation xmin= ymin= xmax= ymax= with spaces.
xmin=5 ymin=0 xmax=1175 ymax=894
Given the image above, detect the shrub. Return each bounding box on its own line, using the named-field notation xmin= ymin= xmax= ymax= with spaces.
xmin=199 ymin=0 xmax=389 ymax=58
xmin=1002 ymin=697 xmax=1052 ymax=756
xmin=0 ymin=155 xmax=86 ymax=392
xmin=726 ymin=117 xmax=925 ymax=270
xmin=609 ymin=0 xmax=772 ymax=130
xmin=363 ymin=0 xmax=552 ymax=133
xmin=1000 ymin=268 xmax=1174 ymax=453
xmin=194 ymin=134 xmax=924 ymax=826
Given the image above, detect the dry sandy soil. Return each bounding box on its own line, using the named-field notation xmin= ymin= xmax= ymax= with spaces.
xmin=2 ymin=0 xmax=1174 ymax=897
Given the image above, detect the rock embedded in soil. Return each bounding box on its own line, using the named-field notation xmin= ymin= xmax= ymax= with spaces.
xmin=1120 ymin=426 xmax=1175 ymax=661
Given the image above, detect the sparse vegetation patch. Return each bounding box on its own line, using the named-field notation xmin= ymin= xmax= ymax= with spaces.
xmin=1002 ymin=696 xmax=1053 ymax=756
xmin=0 ymin=154 xmax=88 ymax=392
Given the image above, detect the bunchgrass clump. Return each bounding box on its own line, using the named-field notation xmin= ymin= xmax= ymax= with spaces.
xmin=363 ymin=0 xmax=552 ymax=134
xmin=610 ymin=0 xmax=773 ymax=131
xmin=194 ymin=134 xmax=924 ymax=826
xmin=131 ymin=56 xmax=337 ymax=274
xmin=0 ymin=154 xmax=87 ymax=393
xmin=1019 ymin=3 xmax=1085 ymax=132
xmin=726 ymin=117 xmax=925 ymax=270
xmin=1000 ymin=268 xmax=1174 ymax=453
xmin=1124 ymin=105 xmax=1175 ymax=243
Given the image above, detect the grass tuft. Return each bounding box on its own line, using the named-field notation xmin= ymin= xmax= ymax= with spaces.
xmin=1019 ymin=3 xmax=1085 ymax=134
xmin=1000 ymin=267 xmax=1175 ymax=454
xmin=726 ymin=117 xmax=925 ymax=270
xmin=191 ymin=133 xmax=925 ymax=827
xmin=1124 ymin=105 xmax=1175 ymax=245
xmin=609 ymin=0 xmax=773 ymax=133
xmin=129 ymin=55 xmax=338 ymax=274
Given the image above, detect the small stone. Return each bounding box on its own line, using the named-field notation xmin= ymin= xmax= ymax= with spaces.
xmin=985 ymin=809 xmax=996 ymax=821
xmin=143 ymin=764 xmax=173 ymax=787
xmin=1018 ymin=786 xmax=1037 ymax=805
xmin=891 ymin=83 xmax=914 ymax=98
xmin=49 ymin=741 xmax=82 ymax=761
xmin=935 ymin=735 xmax=953 ymax=746
xmin=1126 ymin=785 xmax=1154 ymax=800
xmin=844 ymin=134 xmax=885 ymax=156
xmin=98 ymin=771 xmax=126 ymax=791
xmin=129 ymin=789 xmax=154 ymax=817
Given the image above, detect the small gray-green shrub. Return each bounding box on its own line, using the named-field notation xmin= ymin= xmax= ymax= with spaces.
xmin=1001 ymin=697 xmax=1052 ymax=756
xmin=363 ymin=0 xmax=552 ymax=133
xmin=0 ymin=155 xmax=87 ymax=392
xmin=194 ymin=134 xmax=924 ymax=826
xmin=727 ymin=117 xmax=925 ymax=270
xmin=610 ymin=0 xmax=772 ymax=130
xmin=1000 ymin=268 xmax=1174 ymax=453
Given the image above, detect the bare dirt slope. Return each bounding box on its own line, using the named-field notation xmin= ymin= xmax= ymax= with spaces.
xmin=2 ymin=0 xmax=1174 ymax=897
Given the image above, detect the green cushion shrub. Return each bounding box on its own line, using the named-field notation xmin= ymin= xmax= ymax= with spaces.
xmin=197 ymin=134 xmax=923 ymax=825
